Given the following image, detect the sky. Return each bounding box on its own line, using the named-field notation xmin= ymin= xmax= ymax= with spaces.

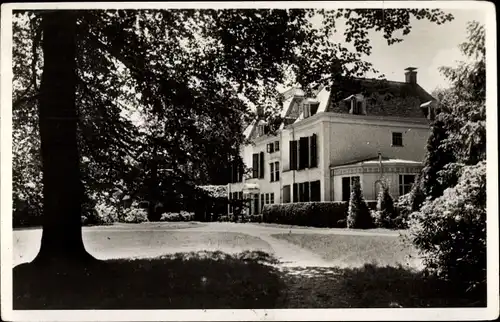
xmin=340 ymin=9 xmax=486 ymax=94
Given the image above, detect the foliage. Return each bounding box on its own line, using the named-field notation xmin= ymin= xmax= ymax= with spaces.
xmin=121 ymin=207 xmax=149 ymax=224
xmin=160 ymin=211 xmax=195 ymax=222
xmin=408 ymin=21 xmax=486 ymax=295
xmin=374 ymin=182 xmax=398 ymax=228
xmin=409 ymin=162 xmax=486 ymax=294
xmin=262 ymin=202 xmax=348 ymax=228
xmin=347 ymin=180 xmax=374 ymax=229
xmin=196 ymin=185 xmax=228 ymax=199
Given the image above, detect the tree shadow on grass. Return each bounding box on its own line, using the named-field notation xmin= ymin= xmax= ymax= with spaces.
xmin=13 ymin=250 xmax=283 ymax=310
xmin=278 ymin=264 xmax=487 ymax=308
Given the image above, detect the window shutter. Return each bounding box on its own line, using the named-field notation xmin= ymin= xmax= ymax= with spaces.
xmin=259 ymin=152 xmax=265 ymax=179
xmin=269 ymin=163 xmax=274 ymax=182
xmin=310 ymin=134 xmax=317 ymax=168
xmin=299 ymin=137 xmax=309 ymax=169
xmin=252 ymin=154 xmax=259 ymax=178
xmin=310 ymin=180 xmax=321 ymax=201
xmin=270 ymin=143 xmax=274 ymax=153
xmin=293 ymin=183 xmax=298 ymax=202
xmin=290 ymin=141 xmax=298 ymax=170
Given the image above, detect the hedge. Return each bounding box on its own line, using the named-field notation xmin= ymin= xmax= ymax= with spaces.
xmin=262 ymin=202 xmax=351 ymax=228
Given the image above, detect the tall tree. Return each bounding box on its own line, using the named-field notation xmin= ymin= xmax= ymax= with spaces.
xmin=34 ymin=11 xmax=94 ymax=264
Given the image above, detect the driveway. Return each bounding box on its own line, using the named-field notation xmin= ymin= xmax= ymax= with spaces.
xmin=12 ymin=222 xmax=406 ymax=268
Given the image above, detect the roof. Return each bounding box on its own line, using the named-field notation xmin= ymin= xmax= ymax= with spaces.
xmin=325 ymin=77 xmax=434 ymax=118
xmin=331 ymin=156 xmax=423 ymax=168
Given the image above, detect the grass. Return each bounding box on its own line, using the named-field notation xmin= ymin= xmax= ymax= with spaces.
xmin=13 ymin=251 xmax=283 ymax=310
xmin=271 ymin=233 xmax=421 ymax=268
xmin=14 ymin=230 xmax=275 ymax=267
xmin=279 ymin=264 xmax=486 ymax=308
xmin=13 ymin=251 xmax=485 ymax=310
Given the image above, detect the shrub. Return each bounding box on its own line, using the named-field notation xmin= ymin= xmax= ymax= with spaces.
xmin=347 ymin=180 xmax=374 ymax=229
xmin=160 ymin=211 xmax=194 ymax=222
xmin=374 ymin=183 xmax=398 ymax=228
xmin=262 ymin=202 xmax=348 ymax=228
xmin=409 ymin=161 xmax=486 ymax=295
xmin=247 ymin=214 xmax=263 ymax=223
xmin=121 ymin=207 xmax=149 ymax=223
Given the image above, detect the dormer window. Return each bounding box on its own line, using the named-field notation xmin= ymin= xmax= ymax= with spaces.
xmin=257 ymin=124 xmax=270 ymax=137
xmin=302 ymin=98 xmax=320 ymax=119
xmin=343 ymin=94 xmax=366 ymax=115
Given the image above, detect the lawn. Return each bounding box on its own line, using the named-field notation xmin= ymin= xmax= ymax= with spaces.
xmin=13 ymin=251 xmax=485 ymax=309
xmin=271 ymin=233 xmax=422 ymax=269
xmin=13 ymin=228 xmax=274 ymax=266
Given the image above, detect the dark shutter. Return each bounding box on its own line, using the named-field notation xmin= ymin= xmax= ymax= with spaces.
xmin=310 ymin=134 xmax=317 ymax=168
xmin=299 ymin=137 xmax=309 ymax=169
xmin=260 ymin=194 xmax=265 ymax=213
xmin=270 ymin=143 xmax=274 ymax=153
xmin=290 ymin=141 xmax=298 ymax=170
xmin=293 ymin=183 xmax=298 ymax=202
xmin=283 ymin=185 xmax=291 ymax=203
xmin=269 ymin=163 xmax=274 ymax=182
xmin=342 ymin=177 xmax=351 ymax=201
xmin=252 ymin=154 xmax=259 ymax=178
xmin=259 ymin=152 xmax=265 ymax=178
xmin=310 ymin=180 xmax=321 ymax=201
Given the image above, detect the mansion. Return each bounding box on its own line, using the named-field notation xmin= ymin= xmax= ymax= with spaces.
xmin=228 ymin=68 xmax=436 ymax=216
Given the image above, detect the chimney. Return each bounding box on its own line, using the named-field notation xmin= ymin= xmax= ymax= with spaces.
xmin=404 ymin=67 xmax=417 ymax=84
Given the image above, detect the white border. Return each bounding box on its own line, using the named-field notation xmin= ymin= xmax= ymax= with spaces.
xmin=1 ymin=1 xmax=498 ymax=321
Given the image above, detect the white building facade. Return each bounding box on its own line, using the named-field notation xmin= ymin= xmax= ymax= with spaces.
xmin=228 ymin=68 xmax=436 ymax=215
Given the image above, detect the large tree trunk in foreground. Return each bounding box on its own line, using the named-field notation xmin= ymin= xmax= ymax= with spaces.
xmin=33 ymin=11 xmax=94 ymax=265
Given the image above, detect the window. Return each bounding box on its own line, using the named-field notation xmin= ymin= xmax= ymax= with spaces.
xmin=310 ymin=103 xmax=319 ymax=116
xmin=252 ymin=152 xmax=265 ymax=179
xmin=252 ymin=154 xmax=259 ymax=178
xmin=267 ymin=142 xmax=275 ymax=153
xmin=299 ymin=137 xmax=310 ymax=170
xmin=274 ymin=141 xmax=280 ymax=152
xmin=342 ymin=176 xmax=360 ymax=201
xmin=283 ymin=185 xmax=291 ymax=203
xmin=300 ymin=182 xmax=310 ymax=202
xmin=392 ymin=132 xmax=403 ymax=146
xmin=270 ymin=193 xmax=275 ymax=204
xmin=269 ymin=161 xmax=279 ymax=182
xmin=399 ymin=175 xmax=415 ymax=196
xmin=265 ymin=193 xmax=270 ymax=205
xmin=230 ymin=161 xmax=243 ymax=183
xmin=293 ymin=183 xmax=298 ymax=202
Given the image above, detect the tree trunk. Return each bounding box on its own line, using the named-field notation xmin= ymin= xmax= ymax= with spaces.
xmin=33 ymin=11 xmax=94 ymax=265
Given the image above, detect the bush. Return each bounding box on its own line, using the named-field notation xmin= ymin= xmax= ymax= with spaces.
xmin=347 ymin=180 xmax=374 ymax=229
xmin=409 ymin=161 xmax=486 ymax=294
xmin=160 ymin=211 xmax=195 ymax=222
xmin=262 ymin=202 xmax=348 ymax=228
xmin=81 ymin=202 xmax=118 ymax=226
xmin=374 ymin=183 xmax=398 ymax=228
xmin=121 ymin=207 xmax=149 ymax=223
